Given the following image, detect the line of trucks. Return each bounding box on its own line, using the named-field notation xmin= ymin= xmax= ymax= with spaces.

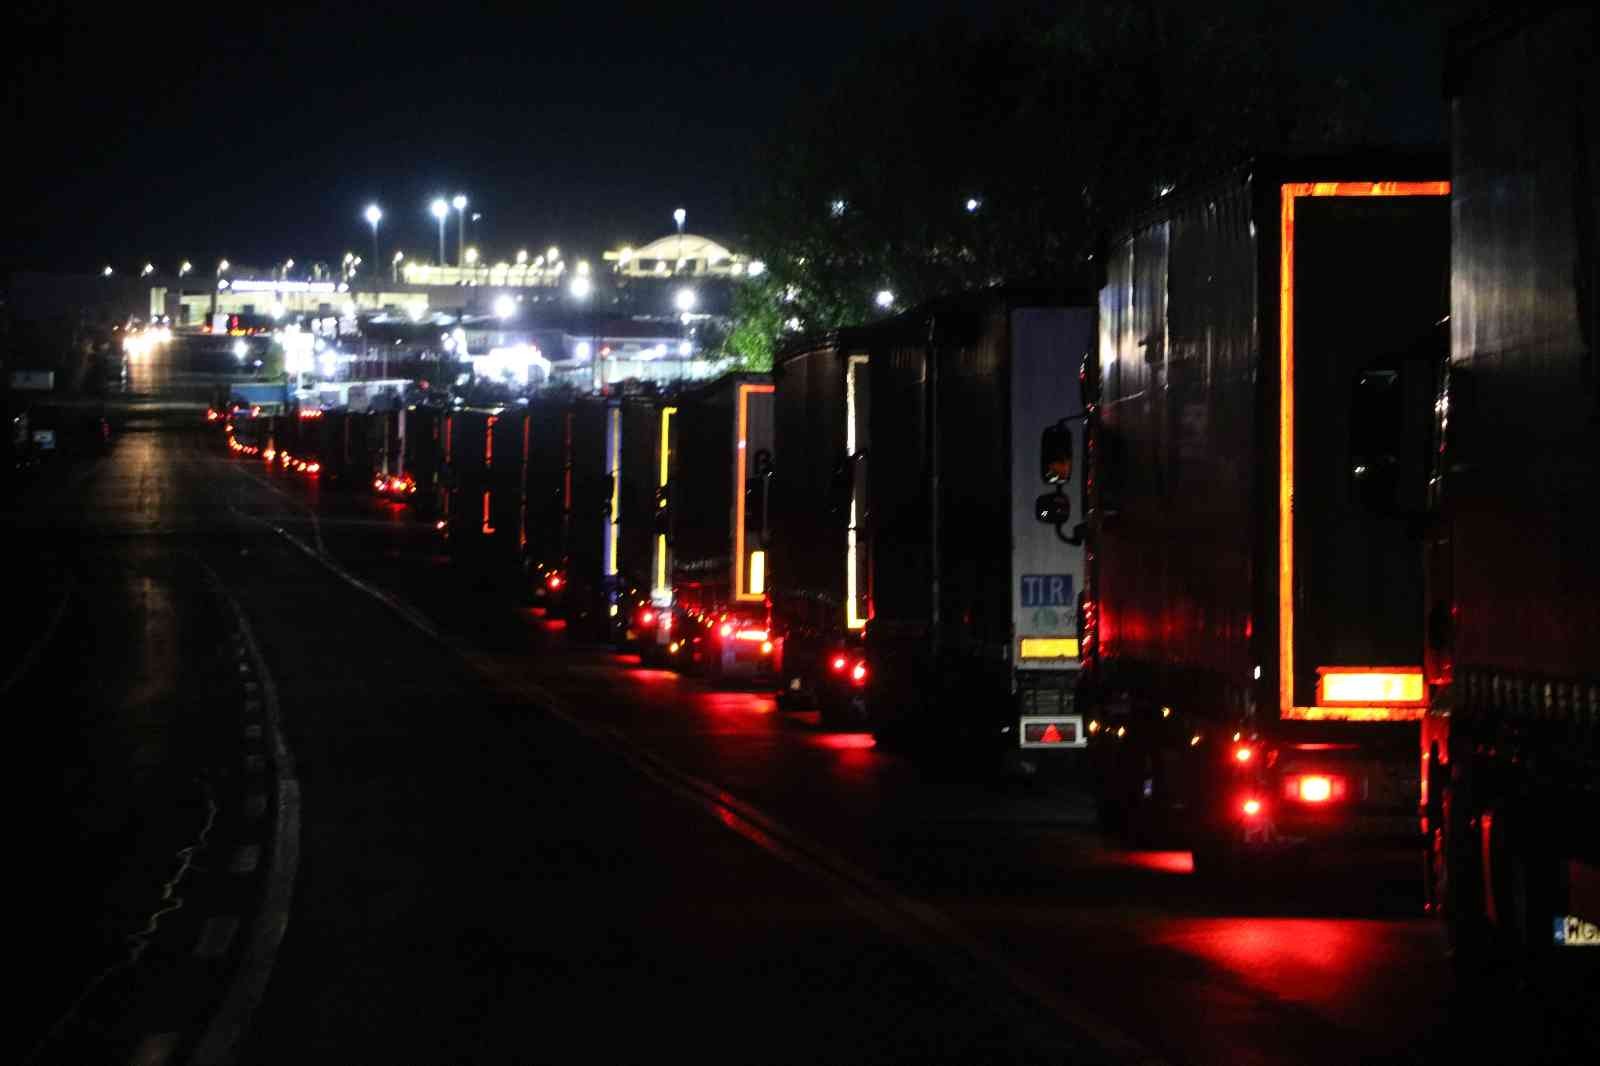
xmin=221 ymin=7 xmax=1594 ymax=976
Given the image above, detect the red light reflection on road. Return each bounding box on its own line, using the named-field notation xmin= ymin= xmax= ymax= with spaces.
xmin=1159 ymin=917 xmax=1404 ymax=1012
xmin=699 ymin=692 xmax=777 ymax=716
xmin=1118 ymin=850 xmax=1195 ymax=875
xmin=814 ymin=733 xmax=876 ymax=751
xmin=629 ymin=668 xmax=678 ymax=684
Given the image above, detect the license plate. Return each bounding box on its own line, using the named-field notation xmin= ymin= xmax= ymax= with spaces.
xmin=1554 ymin=916 xmax=1600 ymax=947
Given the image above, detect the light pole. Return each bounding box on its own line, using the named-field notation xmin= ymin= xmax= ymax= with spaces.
xmin=452 ymin=194 xmax=468 ymax=268
xmin=393 ymin=251 xmax=404 ymax=284
xmin=673 ymin=207 xmax=686 ymax=273
xmin=365 ymin=204 xmax=382 ymax=288
xmin=431 ymin=198 xmax=449 ymax=267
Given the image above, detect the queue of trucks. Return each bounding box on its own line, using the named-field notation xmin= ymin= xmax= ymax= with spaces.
xmin=219 ymin=3 xmax=1594 ymax=974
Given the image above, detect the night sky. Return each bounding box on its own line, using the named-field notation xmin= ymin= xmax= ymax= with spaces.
xmin=5 ymin=1 xmax=1471 ymax=275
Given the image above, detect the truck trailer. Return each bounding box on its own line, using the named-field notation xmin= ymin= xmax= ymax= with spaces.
xmin=845 ymin=290 xmax=1095 ymax=760
xmin=770 ymin=325 xmax=878 ymax=721
xmin=1423 ymin=6 xmax=1598 ymax=973
xmin=1083 ymin=154 xmax=1451 ymax=872
xmin=659 ymin=372 xmax=777 ymax=680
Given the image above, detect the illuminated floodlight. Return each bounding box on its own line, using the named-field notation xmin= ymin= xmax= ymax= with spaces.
xmin=673 ymin=207 xmax=686 ymax=229
xmin=452 ymin=194 xmax=467 ymax=211
xmin=569 ymin=276 xmax=592 ymax=300
xmin=575 ymin=340 xmax=592 ymax=360
xmin=678 ymin=341 xmax=692 ymax=357
xmin=234 ymin=340 xmax=248 ymax=360
xmin=218 ymin=259 xmax=230 ymax=272
xmin=431 ymin=199 xmax=449 ymax=221
xmin=141 ymin=263 xmax=155 ymax=277
xmin=875 ymin=289 xmax=894 ymax=308
xmin=830 ymin=198 xmax=847 ymax=218
xmin=493 ymin=294 xmax=517 ymax=320
xmin=746 ymin=259 xmax=765 ymax=278
xmin=965 ymin=197 xmax=981 ymax=213
xmin=516 ymin=249 xmax=528 ymax=265
xmin=547 ymin=246 xmax=560 ymax=261
xmin=464 ymin=247 xmax=479 ymax=265
xmin=102 ymin=265 xmax=113 ymax=276
xmin=179 ymin=260 xmax=192 ymax=276
xmin=674 ymin=288 xmax=696 ymax=313
xmin=393 ymin=251 xmax=404 ymax=263
xmin=365 ymin=203 xmax=383 ymax=226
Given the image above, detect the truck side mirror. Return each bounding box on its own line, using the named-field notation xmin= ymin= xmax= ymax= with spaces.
xmin=1350 ymin=367 xmax=1403 ymax=513
xmin=828 ymin=454 xmax=854 ymax=517
xmin=653 ymin=485 xmax=671 ymax=535
xmin=1041 ymin=422 xmax=1074 ymax=484
xmin=1035 ymin=490 xmax=1072 ymax=525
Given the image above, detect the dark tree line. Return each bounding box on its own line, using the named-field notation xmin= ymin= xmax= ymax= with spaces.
xmin=726 ymin=2 xmax=1380 ymax=368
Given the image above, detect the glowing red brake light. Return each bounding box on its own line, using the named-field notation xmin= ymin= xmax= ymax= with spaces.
xmin=640 ymin=610 xmax=655 ymax=626
xmin=761 ymin=641 xmax=774 ymax=655
xmin=1241 ymin=798 xmax=1263 ymax=817
xmin=1283 ymin=774 xmax=1346 ymax=804
xmin=719 ymin=623 xmax=734 ymax=638
xmin=547 ymin=573 xmax=563 ymax=589
xmin=830 ymin=655 xmax=848 ymax=672
xmin=850 ymin=661 xmax=868 ymax=684
xmin=1234 ymin=745 xmax=1254 ymax=764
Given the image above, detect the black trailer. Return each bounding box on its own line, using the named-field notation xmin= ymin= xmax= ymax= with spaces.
xmin=770 ymin=326 xmax=880 ymax=721
xmin=1422 ymin=6 xmax=1599 ymax=971
xmin=663 ymin=372 xmax=777 ymax=679
xmin=1084 ymin=153 xmax=1450 ymax=872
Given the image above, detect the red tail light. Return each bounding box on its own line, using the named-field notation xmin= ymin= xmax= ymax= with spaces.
xmin=719 ymin=623 xmax=734 ymax=638
xmin=760 ymin=641 xmax=774 ymax=655
xmin=850 ymin=661 xmax=868 ymax=685
xmin=1283 ymin=774 xmax=1347 ymax=804
xmin=830 ymin=655 xmax=848 ymax=672
xmin=1234 ymin=745 xmax=1254 ymax=764
xmin=1241 ymin=798 xmax=1263 ymax=817
xmin=547 ymin=573 xmax=564 ymax=589
xmin=640 ymin=610 xmax=655 ymax=626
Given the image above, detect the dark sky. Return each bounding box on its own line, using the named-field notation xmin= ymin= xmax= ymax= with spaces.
xmin=5 ymin=1 xmax=1471 ymax=275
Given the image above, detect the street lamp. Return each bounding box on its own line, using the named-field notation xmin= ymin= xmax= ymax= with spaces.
xmin=365 ymin=203 xmax=382 ymax=282
xmin=393 ymin=251 xmax=404 ymax=284
xmin=179 ymin=261 xmax=192 ymax=277
xmin=142 ymin=263 xmax=155 ymax=277
xmin=452 ymin=194 xmax=468 ymax=268
xmin=493 ymin=294 xmax=516 ymax=320
xmin=875 ymin=289 xmax=895 ymax=309
xmin=673 ymin=207 xmax=687 ymax=272
xmin=674 ymin=288 xmax=697 ymax=313
xmin=430 ymin=198 xmax=450 ymax=266
xmin=569 ymin=275 xmax=592 ymax=300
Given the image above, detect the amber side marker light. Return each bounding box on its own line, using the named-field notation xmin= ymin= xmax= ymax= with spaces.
xmin=1019 ymin=637 xmax=1079 ymax=659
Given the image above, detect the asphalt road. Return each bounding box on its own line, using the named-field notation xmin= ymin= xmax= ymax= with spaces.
xmin=9 ymin=421 xmax=1594 ymax=1065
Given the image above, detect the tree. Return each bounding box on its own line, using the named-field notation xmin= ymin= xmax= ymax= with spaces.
xmin=730 ymin=3 xmax=1357 ymax=356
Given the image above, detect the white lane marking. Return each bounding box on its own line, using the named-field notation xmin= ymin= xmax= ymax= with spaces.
xmin=189 ymin=567 xmax=301 ymax=1066
xmin=194 ymin=915 xmax=239 ymax=960
xmin=254 ymin=517 xmax=1165 ymax=1066
xmin=1 ymin=573 xmax=75 ymax=697
xmin=129 ymin=1032 xmax=179 ymax=1066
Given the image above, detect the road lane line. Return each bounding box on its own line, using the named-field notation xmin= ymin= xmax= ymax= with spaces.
xmin=189 ymin=565 xmax=301 ymax=1066
xmin=251 ymin=514 xmax=1165 ymax=1066
xmin=1 ymin=573 xmax=75 ymax=698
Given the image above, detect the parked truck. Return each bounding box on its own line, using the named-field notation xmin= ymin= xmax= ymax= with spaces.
xmin=769 ymin=325 xmax=878 ymax=721
xmin=658 ymin=372 xmax=778 ymax=680
xmin=1082 ymin=154 xmax=1451 ymax=872
xmin=842 ymin=290 xmax=1094 ymax=762
xmin=1422 ymin=6 xmax=1598 ymax=973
